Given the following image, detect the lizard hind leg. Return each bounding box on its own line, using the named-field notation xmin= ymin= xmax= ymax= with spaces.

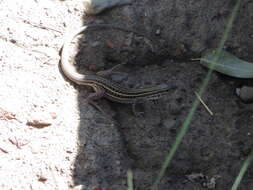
xmin=86 ymin=85 xmax=106 ymax=113
xmin=96 ymin=63 xmax=127 ymax=77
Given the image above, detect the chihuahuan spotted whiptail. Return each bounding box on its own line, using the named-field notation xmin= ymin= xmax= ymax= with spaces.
xmin=60 ymin=24 xmax=176 ymax=111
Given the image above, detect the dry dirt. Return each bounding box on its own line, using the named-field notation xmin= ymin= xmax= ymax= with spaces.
xmin=1 ymin=0 xmax=253 ymax=190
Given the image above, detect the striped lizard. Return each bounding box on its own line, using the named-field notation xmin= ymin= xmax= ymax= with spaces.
xmin=60 ymin=24 xmax=176 ymax=112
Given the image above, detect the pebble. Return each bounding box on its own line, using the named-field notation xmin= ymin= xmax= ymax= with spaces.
xmin=236 ymin=86 xmax=253 ymax=102
xmin=26 ymin=112 xmax=55 ymax=128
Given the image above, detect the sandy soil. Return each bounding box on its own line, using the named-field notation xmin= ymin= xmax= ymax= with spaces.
xmin=1 ymin=0 xmax=253 ymax=190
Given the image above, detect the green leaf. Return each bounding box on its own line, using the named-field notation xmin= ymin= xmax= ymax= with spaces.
xmin=199 ymin=49 xmax=253 ymax=78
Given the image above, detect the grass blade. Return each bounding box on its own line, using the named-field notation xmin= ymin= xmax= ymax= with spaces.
xmin=231 ymin=150 xmax=253 ymax=190
xmin=127 ymin=170 xmax=134 ymax=190
xmin=152 ymin=0 xmax=241 ymax=189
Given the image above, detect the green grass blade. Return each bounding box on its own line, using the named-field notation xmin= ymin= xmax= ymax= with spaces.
xmin=231 ymin=150 xmax=253 ymax=190
xmin=127 ymin=170 xmax=134 ymax=190
xmin=152 ymin=0 xmax=241 ymax=189
xmin=151 ymin=99 xmax=200 ymax=190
